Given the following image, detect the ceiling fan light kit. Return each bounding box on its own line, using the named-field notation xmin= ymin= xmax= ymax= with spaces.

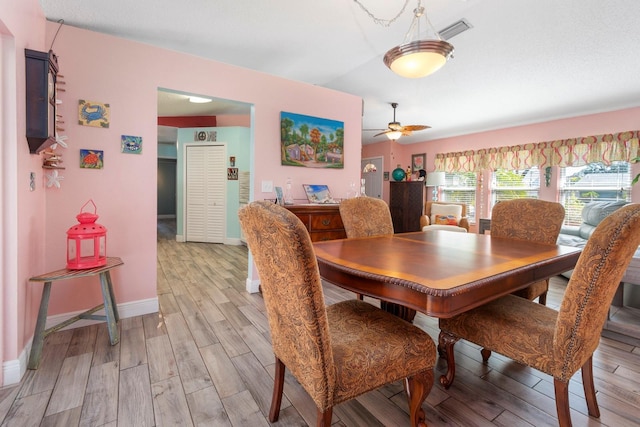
xmin=385 ymin=130 xmax=403 ymax=140
xmin=383 ymin=1 xmax=454 ymax=78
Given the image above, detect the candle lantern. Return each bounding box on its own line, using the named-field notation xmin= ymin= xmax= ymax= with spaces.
xmin=66 ymin=199 xmax=107 ymax=270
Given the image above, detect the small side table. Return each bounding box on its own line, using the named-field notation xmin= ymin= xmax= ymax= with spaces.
xmin=28 ymin=256 xmax=123 ymax=369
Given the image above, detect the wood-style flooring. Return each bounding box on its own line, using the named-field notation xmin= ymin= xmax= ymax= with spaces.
xmin=1 ymin=219 xmax=639 ymax=426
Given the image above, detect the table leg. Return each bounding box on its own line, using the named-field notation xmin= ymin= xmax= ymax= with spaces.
xmin=380 ymin=301 xmax=417 ymax=323
xmin=99 ymin=272 xmax=120 ymax=345
xmin=104 ymin=271 xmax=119 ymax=322
xmin=28 ymin=281 xmax=52 ymax=370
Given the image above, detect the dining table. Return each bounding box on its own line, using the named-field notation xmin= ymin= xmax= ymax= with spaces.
xmin=313 ymin=230 xmax=582 ymax=322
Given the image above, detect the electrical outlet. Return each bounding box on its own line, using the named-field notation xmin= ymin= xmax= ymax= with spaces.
xmin=261 ymin=180 xmax=273 ymax=192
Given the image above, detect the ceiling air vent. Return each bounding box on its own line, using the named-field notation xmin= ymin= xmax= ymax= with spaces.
xmin=438 ymin=19 xmax=472 ymax=41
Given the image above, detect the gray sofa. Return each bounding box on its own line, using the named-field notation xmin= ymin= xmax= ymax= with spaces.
xmin=557 ymin=200 xmax=629 ymax=278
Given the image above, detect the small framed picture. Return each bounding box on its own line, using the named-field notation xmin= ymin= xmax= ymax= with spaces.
xmin=230 ymin=156 xmax=236 ymax=167
xmin=411 ymin=153 xmax=426 ymax=172
xmin=227 ymin=168 xmax=238 ymax=180
xmin=78 ymin=100 xmax=110 ymax=128
xmin=80 ymin=149 xmax=104 ymax=169
xmin=274 ymin=186 xmax=284 ymax=205
xmin=121 ymin=135 xmax=142 ymax=154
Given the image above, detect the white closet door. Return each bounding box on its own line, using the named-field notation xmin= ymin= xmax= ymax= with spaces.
xmin=186 ymin=144 xmax=226 ymax=243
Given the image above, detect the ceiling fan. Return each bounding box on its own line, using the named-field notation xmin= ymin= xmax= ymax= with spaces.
xmin=365 ymin=103 xmax=430 ymax=140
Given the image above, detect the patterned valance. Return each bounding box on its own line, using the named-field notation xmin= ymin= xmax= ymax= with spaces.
xmin=434 ymin=130 xmax=640 ymax=172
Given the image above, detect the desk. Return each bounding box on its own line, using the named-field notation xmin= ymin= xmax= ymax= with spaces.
xmin=28 ymin=257 xmax=123 ymax=369
xmin=313 ymin=232 xmax=580 ymax=320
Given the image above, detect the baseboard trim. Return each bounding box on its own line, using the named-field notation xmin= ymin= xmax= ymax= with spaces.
xmin=246 ymin=277 xmax=260 ymax=294
xmin=2 ymin=297 xmax=159 ymax=386
xmin=2 ymin=352 xmax=26 ymax=386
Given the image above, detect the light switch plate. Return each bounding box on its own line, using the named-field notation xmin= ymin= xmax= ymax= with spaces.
xmin=261 ymin=180 xmax=273 ymax=192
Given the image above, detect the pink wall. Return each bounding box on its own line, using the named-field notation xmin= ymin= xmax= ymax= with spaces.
xmin=40 ymin=22 xmax=362 ymax=310
xmin=363 ymin=107 xmax=640 ymax=204
xmin=3 ymin=13 xmax=363 ymax=384
xmin=1 ymin=0 xmax=50 ymax=385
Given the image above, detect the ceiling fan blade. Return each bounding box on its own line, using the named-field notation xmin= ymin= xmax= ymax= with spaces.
xmin=401 ymin=125 xmax=431 ymax=132
xmin=363 ymin=128 xmax=388 ymax=132
xmin=373 ymin=130 xmax=392 ymax=137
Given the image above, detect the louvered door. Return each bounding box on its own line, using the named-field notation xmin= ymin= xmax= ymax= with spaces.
xmin=185 ymin=144 xmax=226 ymax=243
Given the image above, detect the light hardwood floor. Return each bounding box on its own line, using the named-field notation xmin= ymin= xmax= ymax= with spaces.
xmin=1 ymin=219 xmax=640 ymax=426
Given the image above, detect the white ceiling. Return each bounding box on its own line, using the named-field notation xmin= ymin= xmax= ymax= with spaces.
xmin=40 ymin=0 xmax=640 ymax=145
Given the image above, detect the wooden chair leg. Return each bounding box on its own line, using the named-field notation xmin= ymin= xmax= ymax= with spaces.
xmin=553 ymin=379 xmax=573 ymax=427
xmin=538 ymin=291 xmax=547 ymax=306
xmin=438 ymin=331 xmax=459 ymax=389
xmin=269 ymin=357 xmax=285 ymax=422
xmin=581 ymin=356 xmax=600 ymax=418
xmin=317 ymin=407 xmax=332 ymax=427
xmin=405 ymin=370 xmax=433 ymax=427
xmin=480 ymin=348 xmax=492 ymax=362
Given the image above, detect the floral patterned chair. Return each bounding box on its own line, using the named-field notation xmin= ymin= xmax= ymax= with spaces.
xmin=491 ymin=198 xmax=566 ymax=305
xmin=239 ymin=201 xmax=436 ymax=427
xmin=438 ymin=203 xmax=640 ymax=427
xmin=339 ymin=196 xmax=394 ymax=237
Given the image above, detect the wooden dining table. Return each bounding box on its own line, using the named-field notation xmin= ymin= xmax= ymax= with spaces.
xmin=313 ymin=230 xmax=582 ymax=321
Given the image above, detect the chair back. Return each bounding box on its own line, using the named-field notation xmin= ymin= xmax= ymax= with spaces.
xmin=238 ymin=201 xmax=335 ymax=404
xmin=555 ymin=203 xmax=640 ymax=381
xmin=491 ymin=199 xmax=564 ymax=244
xmin=339 ymin=197 xmax=394 ymax=238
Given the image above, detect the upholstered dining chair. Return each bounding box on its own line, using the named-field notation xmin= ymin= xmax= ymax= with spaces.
xmin=339 ymin=196 xmax=394 ymax=238
xmin=438 ymin=203 xmax=640 ymax=427
xmin=491 ymin=198 xmax=565 ymax=305
xmin=239 ymin=201 xmax=436 ymax=427
xmin=339 ymin=197 xmax=394 ymax=301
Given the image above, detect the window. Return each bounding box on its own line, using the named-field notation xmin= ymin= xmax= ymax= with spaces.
xmin=491 ymin=167 xmax=540 ymax=208
xmin=560 ymin=161 xmax=631 ymax=225
xmin=441 ymin=172 xmax=477 ymax=223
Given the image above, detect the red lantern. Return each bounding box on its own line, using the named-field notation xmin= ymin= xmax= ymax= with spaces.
xmin=66 ymin=199 xmax=107 ymax=269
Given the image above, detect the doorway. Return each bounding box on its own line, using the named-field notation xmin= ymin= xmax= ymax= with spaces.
xmin=361 ymin=156 xmax=384 ymax=198
xmin=157 ymin=158 xmax=176 ymax=218
xmin=156 ymin=88 xmax=253 ymax=292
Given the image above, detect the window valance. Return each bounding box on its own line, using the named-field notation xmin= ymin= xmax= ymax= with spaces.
xmin=434 ymin=130 xmax=640 ymax=172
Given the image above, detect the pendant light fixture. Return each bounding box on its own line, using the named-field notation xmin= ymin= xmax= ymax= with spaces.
xmin=383 ymin=1 xmax=454 ymax=78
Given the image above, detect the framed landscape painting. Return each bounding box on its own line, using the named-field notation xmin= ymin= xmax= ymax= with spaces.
xmin=280 ymin=112 xmax=344 ymax=169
